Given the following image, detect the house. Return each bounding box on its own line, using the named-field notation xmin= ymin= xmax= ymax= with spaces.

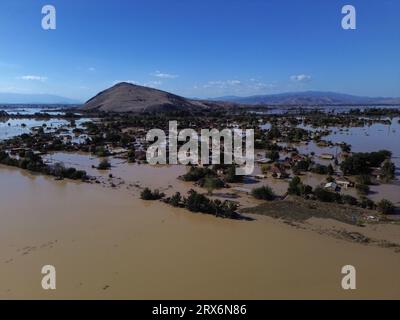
xmin=254 ymin=174 xmax=267 ymax=180
xmin=320 ymin=153 xmax=334 ymax=160
xmin=256 ymin=158 xmax=272 ymax=164
xmin=339 ymin=152 xmax=351 ymax=159
xmin=108 ymin=147 xmax=129 ymax=155
xmin=336 ymin=178 xmax=354 ymax=189
xmin=268 ymin=165 xmax=288 ymax=179
xmin=317 ymin=141 xmax=330 ymax=147
xmin=324 ymin=182 xmax=341 ymax=192
xmin=291 ymin=154 xmax=305 ymax=163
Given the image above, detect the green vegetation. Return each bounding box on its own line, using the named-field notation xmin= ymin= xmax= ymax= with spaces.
xmin=251 ymin=186 xmax=275 ymax=201
xmin=356 ymin=174 xmax=372 ymax=185
xmin=97 ymin=158 xmax=111 ymax=170
xmin=340 ymin=150 xmax=392 ymax=175
xmin=140 ymin=188 xmax=165 ymax=200
xmin=0 ymin=151 xmax=87 ymax=181
xmin=311 ymin=164 xmax=334 ymax=175
xmin=377 ymin=199 xmax=395 ymax=215
xmin=164 ymin=190 xmax=241 ymax=219
xmin=313 ymin=186 xmax=342 ymax=203
xmin=224 ymin=165 xmax=244 ymax=183
xmin=381 ymin=160 xmax=396 ymax=182
xmin=94 ymin=146 xmax=110 ymax=157
xmin=266 ymin=150 xmax=280 ymax=162
xmin=292 ymin=158 xmax=311 ymax=173
xmin=201 ymin=176 xmax=225 ymax=195
xmin=287 ymin=176 xmax=312 ymax=196
xmin=360 ymin=196 xmax=376 ymax=210
xmin=181 ymin=166 xmax=215 ymax=182
xmin=356 ymin=184 xmax=370 ymax=196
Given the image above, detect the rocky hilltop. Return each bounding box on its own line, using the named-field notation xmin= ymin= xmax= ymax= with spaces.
xmin=82 ymin=82 xmax=209 ymax=113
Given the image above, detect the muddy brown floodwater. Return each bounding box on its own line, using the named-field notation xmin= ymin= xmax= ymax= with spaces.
xmin=0 ymin=165 xmax=400 ymax=299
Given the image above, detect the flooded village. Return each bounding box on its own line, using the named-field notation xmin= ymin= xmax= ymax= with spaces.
xmin=1 ymin=103 xmax=400 ymax=299
xmin=1 ymin=105 xmax=399 ymax=215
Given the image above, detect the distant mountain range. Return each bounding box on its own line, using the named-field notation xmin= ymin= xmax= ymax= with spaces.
xmin=82 ymin=84 xmax=400 ymax=113
xmin=213 ymin=91 xmax=400 ymax=106
xmin=0 ymin=93 xmax=81 ymax=105
xmin=3 ymin=86 xmax=399 ymax=111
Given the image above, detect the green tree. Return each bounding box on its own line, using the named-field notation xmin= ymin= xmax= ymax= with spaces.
xmin=356 ymin=184 xmax=370 ymax=196
xmin=381 ymin=160 xmax=395 ymax=182
xmin=377 ymin=199 xmax=395 ymax=214
xmin=202 ymin=176 xmax=223 ymax=195
xmin=98 ymin=158 xmax=111 ymax=170
xmin=266 ymin=150 xmax=280 ymax=162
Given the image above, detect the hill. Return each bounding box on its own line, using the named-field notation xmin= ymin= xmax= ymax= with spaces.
xmin=82 ymin=82 xmax=209 ymax=113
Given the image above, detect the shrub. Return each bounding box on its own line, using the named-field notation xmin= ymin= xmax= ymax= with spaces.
xmin=342 ymin=195 xmax=358 ymax=206
xmin=288 ymin=176 xmax=312 ymax=196
xmin=181 ymin=166 xmax=214 ymax=182
xmin=140 ymin=188 xmax=165 ymax=200
xmin=251 ymin=186 xmax=275 ymax=201
xmin=98 ymin=159 xmax=111 ymax=170
xmin=313 ymin=186 xmax=341 ymax=203
xmin=166 ymin=192 xmax=182 ymax=207
xmin=377 ymin=199 xmax=395 ymax=214
xmin=312 ymin=164 xmax=329 ymax=175
xmin=356 ymin=174 xmax=372 ymax=186
xmin=224 ymin=165 xmax=243 ymax=183
xmin=260 ymin=164 xmax=270 ymax=174
xmin=127 ymin=149 xmax=136 ymax=163
xmin=356 ymin=184 xmax=370 ymax=195
xmin=95 ymin=146 xmax=109 ymax=157
xmin=200 ymin=176 xmax=225 ymax=195
xmin=381 ymin=160 xmax=396 ymax=182
xmin=360 ymin=197 xmax=375 ymax=210
xmin=266 ymin=150 xmax=280 ymax=162
xmin=181 ymin=190 xmax=239 ymax=219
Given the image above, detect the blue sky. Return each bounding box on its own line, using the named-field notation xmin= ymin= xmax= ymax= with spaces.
xmin=0 ymin=0 xmax=399 ymax=102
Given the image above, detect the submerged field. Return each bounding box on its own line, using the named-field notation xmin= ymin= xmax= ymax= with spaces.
xmin=1 ymin=166 xmax=400 ymax=299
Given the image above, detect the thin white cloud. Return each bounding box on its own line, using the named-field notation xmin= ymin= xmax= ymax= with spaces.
xmin=88 ymin=67 xmax=96 ymax=72
xmin=151 ymin=70 xmax=178 ymax=79
xmin=18 ymin=75 xmax=48 ymax=82
xmin=198 ymin=78 xmax=276 ymax=97
xmin=203 ymin=80 xmax=242 ymax=89
xmin=290 ymin=74 xmax=312 ymax=82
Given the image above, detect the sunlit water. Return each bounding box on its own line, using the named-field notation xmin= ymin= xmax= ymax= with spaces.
xmin=0 ymin=107 xmax=92 ymax=141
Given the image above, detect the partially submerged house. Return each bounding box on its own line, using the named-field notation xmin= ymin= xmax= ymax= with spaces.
xmin=268 ymin=165 xmax=288 ymax=179
xmin=324 ymin=182 xmax=341 ymax=192
xmin=320 ymin=153 xmax=335 ymax=160
xmin=336 ymin=178 xmax=354 ymax=189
